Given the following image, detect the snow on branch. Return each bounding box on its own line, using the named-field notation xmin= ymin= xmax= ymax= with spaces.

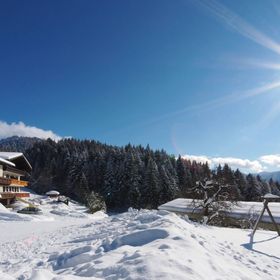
xmin=190 ymin=179 xmax=235 ymax=225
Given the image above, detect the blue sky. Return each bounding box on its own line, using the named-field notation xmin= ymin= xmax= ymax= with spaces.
xmin=1 ymin=0 xmax=280 ymax=172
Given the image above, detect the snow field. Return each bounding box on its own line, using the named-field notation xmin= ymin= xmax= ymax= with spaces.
xmin=0 ymin=208 xmax=279 ymax=279
xmin=0 ymin=192 xmax=102 ymax=223
xmin=159 ymin=198 xmax=280 ymax=223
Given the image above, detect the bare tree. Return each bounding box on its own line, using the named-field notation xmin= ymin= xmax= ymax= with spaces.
xmin=191 ymin=179 xmax=235 ymax=225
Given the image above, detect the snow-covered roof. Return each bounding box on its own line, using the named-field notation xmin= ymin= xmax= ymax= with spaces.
xmin=0 ymin=152 xmax=32 ymax=172
xmin=0 ymin=157 xmax=16 ymax=167
xmin=263 ymin=193 xmax=280 ymax=199
xmin=0 ymin=152 xmax=23 ymax=160
xmin=159 ymin=198 xmax=280 ymax=224
xmin=46 ymin=190 xmax=60 ymax=195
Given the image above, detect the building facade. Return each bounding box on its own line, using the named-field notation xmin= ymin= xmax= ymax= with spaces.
xmin=0 ymin=152 xmax=32 ymax=206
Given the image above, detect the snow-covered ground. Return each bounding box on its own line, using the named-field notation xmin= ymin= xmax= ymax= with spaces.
xmin=159 ymin=198 xmax=280 ymax=223
xmin=0 ymin=195 xmax=280 ymax=279
xmin=0 ymin=191 xmax=106 ymax=241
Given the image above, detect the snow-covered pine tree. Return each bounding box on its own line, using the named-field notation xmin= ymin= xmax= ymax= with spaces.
xmin=245 ymin=174 xmax=262 ymax=201
xmin=141 ymin=157 xmax=160 ymax=209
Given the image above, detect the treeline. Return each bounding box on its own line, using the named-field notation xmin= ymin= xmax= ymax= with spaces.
xmin=25 ymin=138 xmax=210 ymax=209
xmin=1 ymin=137 xmax=280 ymax=210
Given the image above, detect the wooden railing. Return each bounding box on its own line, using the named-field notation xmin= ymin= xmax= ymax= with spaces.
xmin=9 ymin=179 xmax=28 ymax=187
xmin=0 ymin=193 xmax=16 ymax=199
xmin=0 ymin=192 xmax=30 ymax=199
xmin=0 ymin=177 xmax=28 ymax=187
xmin=0 ymin=177 xmax=11 ymax=186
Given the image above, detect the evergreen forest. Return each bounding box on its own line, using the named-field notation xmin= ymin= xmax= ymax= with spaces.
xmin=1 ymin=137 xmax=280 ymax=211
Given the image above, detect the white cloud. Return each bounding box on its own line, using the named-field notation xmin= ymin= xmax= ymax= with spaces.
xmin=182 ymin=155 xmax=211 ymax=164
xmin=260 ymin=154 xmax=280 ymax=168
xmin=182 ymin=154 xmax=264 ymax=173
xmin=212 ymin=157 xmax=263 ymax=173
xmin=0 ymin=121 xmax=61 ymax=141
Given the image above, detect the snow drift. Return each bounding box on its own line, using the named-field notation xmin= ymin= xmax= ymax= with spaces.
xmin=0 ymin=208 xmax=279 ymax=279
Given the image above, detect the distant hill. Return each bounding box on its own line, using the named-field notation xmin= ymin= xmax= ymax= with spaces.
xmin=0 ymin=136 xmax=42 ymax=152
xmin=259 ymin=171 xmax=280 ymax=183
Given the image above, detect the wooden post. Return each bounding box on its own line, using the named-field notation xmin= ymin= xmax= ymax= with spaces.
xmin=251 ymin=200 xmax=267 ymax=238
xmin=265 ymin=203 xmax=280 ymax=235
xmin=251 ymin=194 xmax=280 ymax=238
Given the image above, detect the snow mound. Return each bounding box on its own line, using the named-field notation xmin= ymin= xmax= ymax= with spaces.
xmin=106 ymin=228 xmax=169 ymax=251
xmin=0 ymin=209 xmax=279 ymax=280
xmin=51 ymin=245 xmax=94 ymax=269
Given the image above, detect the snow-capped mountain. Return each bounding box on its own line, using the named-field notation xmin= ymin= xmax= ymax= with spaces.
xmin=259 ymin=171 xmax=280 ymax=183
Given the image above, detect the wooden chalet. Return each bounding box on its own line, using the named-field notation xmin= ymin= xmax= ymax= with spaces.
xmin=0 ymin=152 xmax=32 ymax=206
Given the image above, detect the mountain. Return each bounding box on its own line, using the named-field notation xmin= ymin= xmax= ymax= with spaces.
xmin=259 ymin=171 xmax=280 ymax=183
xmin=0 ymin=136 xmax=42 ymax=152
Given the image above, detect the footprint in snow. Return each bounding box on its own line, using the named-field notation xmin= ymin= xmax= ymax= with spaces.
xmin=158 ymin=244 xmax=171 ymax=250
xmin=172 ymin=236 xmax=182 ymax=241
xmin=198 ymin=240 xmax=204 ymax=246
xmin=248 ymin=259 xmax=256 ymax=265
xmin=121 ymin=251 xmax=141 ymax=261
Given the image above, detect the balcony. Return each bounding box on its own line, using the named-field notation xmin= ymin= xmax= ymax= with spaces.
xmin=0 ymin=192 xmax=30 ymax=199
xmin=9 ymin=179 xmax=28 ymax=187
xmin=0 ymin=177 xmax=11 ymax=186
xmin=0 ymin=192 xmax=16 ymax=199
xmin=0 ymin=177 xmax=28 ymax=187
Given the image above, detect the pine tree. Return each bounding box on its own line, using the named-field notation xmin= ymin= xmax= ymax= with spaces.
xmin=86 ymin=191 xmax=106 ymax=213
xmin=158 ymin=165 xmax=178 ymax=205
xmin=141 ymin=157 xmax=160 ymax=209
xmin=245 ymin=174 xmax=262 ymax=201
xmin=176 ymin=156 xmax=192 ymax=196
xmin=234 ymin=169 xmax=247 ymax=200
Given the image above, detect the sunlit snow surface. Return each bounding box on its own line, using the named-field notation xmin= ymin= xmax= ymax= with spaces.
xmin=0 ymin=195 xmax=279 ymax=279
xmin=159 ymin=198 xmax=280 ymax=223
